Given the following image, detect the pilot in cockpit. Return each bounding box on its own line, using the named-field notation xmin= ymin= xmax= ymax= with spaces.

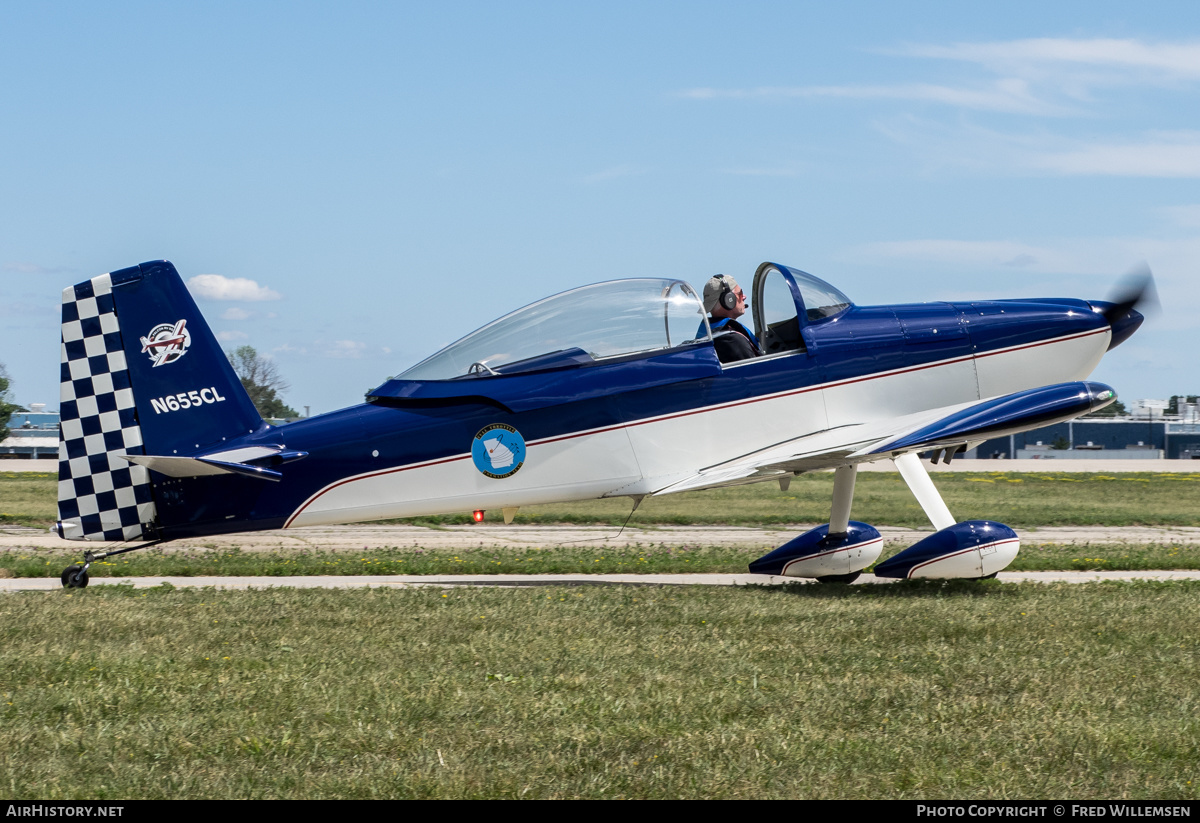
xmin=702 ymin=274 xmax=762 ymax=363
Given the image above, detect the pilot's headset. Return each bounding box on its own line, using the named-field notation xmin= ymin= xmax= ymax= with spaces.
xmin=717 ymin=275 xmax=739 ymax=311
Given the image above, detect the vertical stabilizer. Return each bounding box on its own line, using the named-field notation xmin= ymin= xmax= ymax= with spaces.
xmin=56 ymin=261 xmax=264 ymax=541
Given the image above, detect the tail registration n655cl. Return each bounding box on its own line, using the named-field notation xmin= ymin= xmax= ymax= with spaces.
xmin=150 ymin=387 xmax=227 ymax=414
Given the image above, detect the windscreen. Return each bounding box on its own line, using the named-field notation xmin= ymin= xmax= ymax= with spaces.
xmin=791 ymin=269 xmax=851 ymax=321
xmin=399 ymin=279 xmax=708 ymax=380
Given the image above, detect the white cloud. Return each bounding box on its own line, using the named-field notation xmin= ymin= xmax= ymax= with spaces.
xmin=220 ymin=307 xmax=254 ymax=320
xmin=905 ymin=38 xmax=1200 ymax=79
xmin=1028 ymin=134 xmax=1200 ymax=177
xmin=685 ymin=38 xmax=1200 ymax=120
xmin=187 ymin=274 xmax=281 ymax=301
xmin=857 ymin=236 xmax=1158 ymax=276
xmin=327 ymin=340 xmax=366 ymax=359
xmin=682 ymin=37 xmax=1200 ymax=183
xmin=216 ymin=330 xmax=249 ymax=342
xmin=858 ymin=239 xmax=1094 ymax=273
xmin=866 ymin=115 xmax=1200 ymax=180
xmin=1159 ymin=205 xmax=1200 ymax=228
xmin=899 ymin=39 xmax=1200 ymax=112
xmin=683 ymin=80 xmax=1059 ymax=115
xmin=844 ymin=234 xmax=1200 ymax=343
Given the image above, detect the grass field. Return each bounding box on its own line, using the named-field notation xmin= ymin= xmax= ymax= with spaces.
xmin=2 ymin=582 xmax=1197 ymax=799
xmin=0 ymin=473 xmax=56 ymax=528
xmin=5 ymin=470 xmax=1200 ymax=530
xmin=5 ymin=469 xmax=1200 ymax=800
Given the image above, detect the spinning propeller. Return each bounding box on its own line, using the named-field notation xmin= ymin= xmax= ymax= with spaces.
xmin=1093 ymin=264 xmax=1158 ymax=351
xmin=1098 ymin=263 xmax=1159 ymax=326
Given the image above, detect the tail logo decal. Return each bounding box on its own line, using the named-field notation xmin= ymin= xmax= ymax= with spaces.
xmin=140 ymin=320 xmax=190 ymax=366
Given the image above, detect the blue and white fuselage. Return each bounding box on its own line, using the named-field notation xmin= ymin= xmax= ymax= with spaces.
xmin=55 ymin=260 xmax=1139 ymax=581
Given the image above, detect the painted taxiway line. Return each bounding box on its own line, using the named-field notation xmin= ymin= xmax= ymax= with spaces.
xmin=5 ymin=570 xmax=1200 ymax=592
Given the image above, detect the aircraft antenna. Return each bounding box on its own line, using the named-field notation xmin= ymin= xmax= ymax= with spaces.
xmin=553 ymin=495 xmax=643 ymax=547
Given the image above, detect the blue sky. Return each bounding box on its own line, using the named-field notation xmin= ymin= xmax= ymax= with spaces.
xmin=2 ymin=1 xmax=1198 ymax=413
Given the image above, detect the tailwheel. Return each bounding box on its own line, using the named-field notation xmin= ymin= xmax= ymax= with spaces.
xmin=816 ymin=571 xmax=861 ymax=585
xmin=54 ymin=542 xmax=161 ymax=590
xmin=60 ymin=566 xmax=89 ymax=589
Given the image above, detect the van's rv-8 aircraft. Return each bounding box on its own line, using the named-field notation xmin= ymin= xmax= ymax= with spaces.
xmin=55 ymin=260 xmax=1148 ymax=587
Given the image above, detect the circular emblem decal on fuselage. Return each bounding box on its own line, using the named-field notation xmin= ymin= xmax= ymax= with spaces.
xmin=472 ymin=424 xmax=527 ymax=479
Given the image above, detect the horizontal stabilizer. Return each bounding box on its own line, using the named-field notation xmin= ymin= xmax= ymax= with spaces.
xmin=121 ymin=453 xmax=286 ymax=481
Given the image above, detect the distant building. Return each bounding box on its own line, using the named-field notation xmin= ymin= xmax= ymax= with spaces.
xmin=0 ymin=405 xmax=298 ymax=460
xmin=1 ymin=404 xmax=58 ymax=459
xmin=971 ymin=409 xmax=1200 ymax=460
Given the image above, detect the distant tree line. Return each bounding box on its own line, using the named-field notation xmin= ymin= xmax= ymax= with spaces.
xmin=226 ymin=346 xmax=299 ymax=420
xmin=0 ymin=363 xmax=23 ymax=443
xmin=1168 ymin=395 xmax=1199 ymax=416
xmin=1083 ymin=399 xmax=1128 ymax=418
xmin=1082 ymin=395 xmax=1198 ymax=419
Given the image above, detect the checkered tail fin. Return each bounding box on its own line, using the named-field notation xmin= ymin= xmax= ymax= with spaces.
xmin=56 ymin=261 xmax=263 ymax=542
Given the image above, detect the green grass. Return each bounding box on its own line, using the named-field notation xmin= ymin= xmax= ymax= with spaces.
xmin=7 ymin=470 xmax=1200 ymax=530
xmin=1 ymin=582 xmax=1197 ymax=799
xmin=5 ymin=539 xmax=1200 ymax=580
xmin=0 ymin=472 xmax=56 ymax=528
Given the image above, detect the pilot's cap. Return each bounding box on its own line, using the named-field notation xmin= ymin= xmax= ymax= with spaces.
xmin=703 ymin=275 xmax=741 ymax=313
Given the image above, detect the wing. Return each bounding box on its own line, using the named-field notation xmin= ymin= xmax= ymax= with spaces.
xmin=653 ymin=381 xmax=1116 ymax=495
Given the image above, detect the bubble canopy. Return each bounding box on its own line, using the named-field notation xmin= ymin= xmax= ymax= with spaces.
xmin=399 ymin=279 xmax=710 ymax=381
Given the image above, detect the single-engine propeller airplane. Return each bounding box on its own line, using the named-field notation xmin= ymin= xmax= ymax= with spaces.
xmin=55 ymin=260 xmax=1150 ymax=587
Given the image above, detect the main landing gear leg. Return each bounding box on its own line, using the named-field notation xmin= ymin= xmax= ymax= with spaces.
xmin=816 ymin=465 xmax=863 ymax=584
xmin=892 ymin=452 xmax=955 ymax=531
xmin=829 ymin=464 xmax=857 ymax=535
